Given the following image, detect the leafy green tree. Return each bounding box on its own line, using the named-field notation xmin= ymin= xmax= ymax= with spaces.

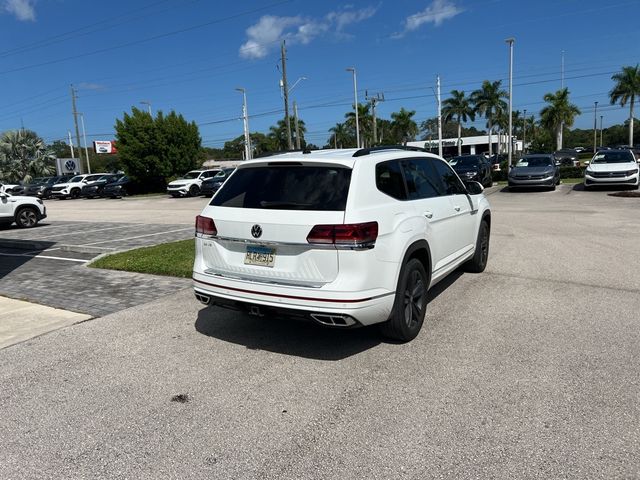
xmin=115 ymin=107 xmax=201 ymax=182
xmin=0 ymin=129 xmax=54 ymax=182
xmin=442 ymin=90 xmax=475 ymax=156
xmin=609 ymin=64 xmax=640 ymax=146
xmin=471 ymin=80 xmax=508 ymax=156
xmin=539 ymin=88 xmax=581 ymax=150
xmin=390 ymin=108 xmax=418 ymax=144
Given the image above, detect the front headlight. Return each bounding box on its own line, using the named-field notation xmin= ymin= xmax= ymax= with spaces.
xmin=585 ymin=170 xmax=594 ymax=177
xmin=626 ymin=169 xmax=639 ymax=176
xmin=36 ymin=198 xmax=43 ymax=205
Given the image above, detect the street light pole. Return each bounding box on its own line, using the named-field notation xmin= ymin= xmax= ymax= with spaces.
xmin=436 ymin=75 xmax=442 ymax=157
xmin=593 ymin=101 xmax=598 ymax=154
xmin=346 ymin=67 xmax=360 ymax=148
xmin=78 ymin=113 xmax=91 ymax=174
xmin=506 ymin=37 xmax=515 ymax=174
xmin=600 ymin=115 xmax=603 ymax=147
xmin=523 ymin=109 xmax=527 ymax=154
xmin=140 ymin=101 xmax=152 ymax=115
xmin=236 ymin=87 xmax=251 ymax=160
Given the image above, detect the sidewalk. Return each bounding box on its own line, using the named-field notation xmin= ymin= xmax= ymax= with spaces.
xmin=0 ymin=296 xmax=91 ymax=349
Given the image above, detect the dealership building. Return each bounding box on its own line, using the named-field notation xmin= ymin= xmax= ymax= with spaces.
xmin=406 ymin=135 xmax=523 ymax=157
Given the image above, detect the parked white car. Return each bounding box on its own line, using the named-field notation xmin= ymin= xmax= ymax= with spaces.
xmin=0 ymin=191 xmax=47 ymax=228
xmin=0 ymin=182 xmax=21 ymax=194
xmin=584 ymin=149 xmax=639 ymax=189
xmin=192 ymin=147 xmax=491 ymax=342
xmin=50 ymin=173 xmax=108 ymax=199
xmin=167 ymin=169 xmax=221 ymax=197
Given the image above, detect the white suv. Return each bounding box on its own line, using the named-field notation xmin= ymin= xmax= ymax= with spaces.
xmin=0 ymin=191 xmax=47 ymax=228
xmin=192 ymin=147 xmax=491 ymax=342
xmin=584 ymin=149 xmax=639 ymax=189
xmin=167 ymin=169 xmax=220 ymax=197
xmin=50 ymin=173 xmax=108 ymax=199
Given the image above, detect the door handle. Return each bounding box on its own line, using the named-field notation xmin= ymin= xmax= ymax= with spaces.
xmin=453 ymin=206 xmax=461 ymax=212
xmin=424 ymin=211 xmax=433 ymax=219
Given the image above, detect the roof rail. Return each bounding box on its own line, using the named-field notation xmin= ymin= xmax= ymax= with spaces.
xmin=255 ymin=148 xmax=313 ymax=158
xmin=352 ymin=145 xmax=430 ymax=157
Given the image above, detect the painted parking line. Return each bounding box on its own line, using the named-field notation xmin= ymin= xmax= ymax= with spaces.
xmin=32 ymin=224 xmax=138 ymax=239
xmin=0 ymin=252 xmax=87 ymax=263
xmin=79 ymin=227 xmax=193 ymax=246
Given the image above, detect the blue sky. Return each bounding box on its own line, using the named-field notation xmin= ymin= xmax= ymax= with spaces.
xmin=0 ymin=0 xmax=639 ymax=149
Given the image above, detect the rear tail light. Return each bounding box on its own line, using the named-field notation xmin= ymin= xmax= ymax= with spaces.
xmin=307 ymin=222 xmax=378 ymax=248
xmin=195 ymin=215 xmax=217 ymax=236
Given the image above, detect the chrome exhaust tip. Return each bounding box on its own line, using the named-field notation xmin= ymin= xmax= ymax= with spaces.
xmin=194 ymin=292 xmax=211 ymax=305
xmin=310 ymin=313 xmax=356 ymax=327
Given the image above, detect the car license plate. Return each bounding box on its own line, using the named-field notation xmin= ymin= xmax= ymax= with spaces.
xmin=244 ymin=245 xmax=276 ymax=267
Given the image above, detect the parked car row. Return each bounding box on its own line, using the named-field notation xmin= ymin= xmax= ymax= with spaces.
xmin=167 ymin=167 xmax=236 ymax=197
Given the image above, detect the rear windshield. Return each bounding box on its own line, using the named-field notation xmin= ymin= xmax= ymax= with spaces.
xmin=211 ymin=165 xmax=351 ymax=211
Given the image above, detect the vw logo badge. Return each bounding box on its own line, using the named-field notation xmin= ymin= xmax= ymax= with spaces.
xmin=65 ymin=159 xmax=77 ymax=171
xmin=251 ymin=224 xmax=262 ymax=239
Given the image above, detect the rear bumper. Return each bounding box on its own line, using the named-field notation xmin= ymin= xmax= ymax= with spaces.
xmin=192 ymin=273 xmax=395 ymax=327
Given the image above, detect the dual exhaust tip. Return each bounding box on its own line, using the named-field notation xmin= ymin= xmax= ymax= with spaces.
xmin=194 ymin=292 xmax=356 ymax=328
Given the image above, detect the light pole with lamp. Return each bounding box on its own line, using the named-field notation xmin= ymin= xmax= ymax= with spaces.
xmin=523 ymin=109 xmax=527 ymax=154
xmin=505 ymin=37 xmax=515 ymax=174
xmin=346 ymin=67 xmax=360 ymax=148
xmin=283 ymin=76 xmax=307 ymax=149
xmin=235 ymin=88 xmax=251 ymax=160
xmin=600 ymin=115 xmax=603 ymax=147
xmin=593 ymin=101 xmax=598 ymax=153
xmin=78 ymin=113 xmax=91 ymax=174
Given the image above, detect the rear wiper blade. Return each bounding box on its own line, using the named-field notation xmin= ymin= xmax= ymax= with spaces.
xmin=259 ymin=200 xmax=313 ymax=208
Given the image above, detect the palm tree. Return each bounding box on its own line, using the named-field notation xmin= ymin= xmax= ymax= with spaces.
xmin=390 ymin=108 xmax=418 ymax=145
xmin=0 ymin=129 xmax=54 ymax=182
xmin=539 ymin=88 xmax=581 ymax=150
xmin=268 ymin=118 xmax=306 ymax=150
xmin=470 ymin=80 xmax=508 ymax=156
xmin=328 ymin=122 xmax=352 ymax=148
xmin=345 ymin=103 xmax=372 ymax=147
xmin=442 ymin=90 xmax=475 ymax=156
xmin=609 ymin=64 xmax=640 ymax=146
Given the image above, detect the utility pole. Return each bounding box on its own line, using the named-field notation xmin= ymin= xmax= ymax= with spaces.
xmin=293 ymin=101 xmax=301 ymax=150
xmin=600 ymin=115 xmax=603 ymax=147
xmin=236 ymin=88 xmax=251 ymax=160
xmin=280 ymin=41 xmax=293 ymax=150
xmin=79 ymin=113 xmax=91 ymax=173
xmin=436 ymin=75 xmax=443 ymax=157
xmin=70 ymin=85 xmax=84 ymax=172
xmin=366 ymin=91 xmax=384 ymax=145
xmin=560 ymin=50 xmax=565 ymax=148
xmin=506 ymin=37 xmax=515 ymax=174
xmin=67 ymin=131 xmax=75 ymax=160
xmin=593 ymin=101 xmax=598 ymax=153
xmin=523 ymin=109 xmax=527 ymax=154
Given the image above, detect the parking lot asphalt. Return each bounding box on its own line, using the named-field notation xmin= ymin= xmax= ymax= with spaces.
xmin=1 ymin=184 xmax=639 ymax=478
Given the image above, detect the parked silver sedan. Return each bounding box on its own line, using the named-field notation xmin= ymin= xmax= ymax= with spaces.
xmin=508 ymin=154 xmax=560 ymax=190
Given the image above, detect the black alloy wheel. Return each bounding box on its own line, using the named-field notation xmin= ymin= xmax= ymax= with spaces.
xmin=189 ymin=185 xmax=200 ymax=197
xmin=380 ymin=258 xmax=428 ymax=342
xmin=464 ymin=221 xmax=490 ymax=273
xmin=70 ymin=188 xmax=80 ymax=199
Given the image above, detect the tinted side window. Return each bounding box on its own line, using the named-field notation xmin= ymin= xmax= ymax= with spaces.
xmin=376 ymin=160 xmax=406 ymax=200
xmin=401 ymin=159 xmax=440 ymax=200
xmin=430 ymin=158 xmax=467 ymax=195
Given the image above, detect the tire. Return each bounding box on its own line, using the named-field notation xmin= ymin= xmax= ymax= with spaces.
xmin=464 ymin=220 xmax=490 ymax=273
xmin=380 ymin=258 xmax=428 ymax=343
xmin=188 ymin=185 xmax=200 ymax=197
xmin=70 ymin=188 xmax=80 ymax=199
xmin=15 ymin=207 xmax=39 ymax=228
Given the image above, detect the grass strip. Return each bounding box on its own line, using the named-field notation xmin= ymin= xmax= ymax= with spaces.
xmin=89 ymin=239 xmax=194 ymax=278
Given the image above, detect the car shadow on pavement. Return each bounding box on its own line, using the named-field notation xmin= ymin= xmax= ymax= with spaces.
xmin=194 ymin=307 xmax=382 ymax=361
xmin=0 ymin=240 xmax=57 ymax=280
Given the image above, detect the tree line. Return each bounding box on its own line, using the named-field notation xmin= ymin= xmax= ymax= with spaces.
xmin=1 ymin=64 xmax=639 ymax=183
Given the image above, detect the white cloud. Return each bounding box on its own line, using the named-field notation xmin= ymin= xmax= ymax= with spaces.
xmin=2 ymin=0 xmax=36 ymax=21
xmin=396 ymin=0 xmax=463 ymax=37
xmin=239 ymin=6 xmax=378 ymax=59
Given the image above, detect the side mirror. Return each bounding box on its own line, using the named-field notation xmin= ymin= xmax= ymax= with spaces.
xmin=465 ymin=181 xmax=484 ymax=195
